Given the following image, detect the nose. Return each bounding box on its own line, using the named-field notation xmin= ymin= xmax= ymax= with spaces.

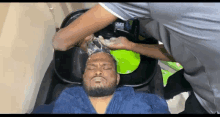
xmin=95 ymin=69 xmax=103 ymax=76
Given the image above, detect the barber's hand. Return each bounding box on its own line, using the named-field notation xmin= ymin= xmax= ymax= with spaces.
xmin=79 ymin=34 xmax=94 ymax=52
xmin=99 ymin=36 xmax=134 ymax=50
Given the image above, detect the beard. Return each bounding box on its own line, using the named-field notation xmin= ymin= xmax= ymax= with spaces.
xmin=82 ymin=78 xmax=118 ymax=97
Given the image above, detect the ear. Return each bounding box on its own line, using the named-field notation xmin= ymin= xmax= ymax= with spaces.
xmin=116 ymin=73 xmax=120 ymax=85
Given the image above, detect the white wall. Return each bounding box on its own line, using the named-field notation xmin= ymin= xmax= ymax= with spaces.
xmin=0 ymin=3 xmax=55 ymax=113
xmin=0 ymin=2 xmax=86 ymax=113
xmin=0 ymin=2 xmax=123 ymax=113
xmin=84 ymin=2 xmax=98 ymax=9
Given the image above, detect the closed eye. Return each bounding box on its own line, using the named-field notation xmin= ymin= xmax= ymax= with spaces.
xmin=103 ymin=66 xmax=113 ymax=70
xmin=87 ymin=67 xmax=95 ymax=70
xmin=86 ymin=65 xmax=97 ymax=70
xmin=86 ymin=64 xmax=113 ymax=70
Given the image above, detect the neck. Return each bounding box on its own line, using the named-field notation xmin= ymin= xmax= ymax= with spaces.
xmin=89 ymin=94 xmax=114 ymax=114
xmin=89 ymin=94 xmax=113 ymax=102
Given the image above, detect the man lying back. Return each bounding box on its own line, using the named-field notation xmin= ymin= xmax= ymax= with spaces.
xmin=32 ymin=35 xmax=170 ymax=114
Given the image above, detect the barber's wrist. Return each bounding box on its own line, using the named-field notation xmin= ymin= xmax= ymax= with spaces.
xmin=126 ymin=41 xmax=136 ymax=51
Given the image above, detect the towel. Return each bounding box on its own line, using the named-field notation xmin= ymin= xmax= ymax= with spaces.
xmin=32 ymin=86 xmax=170 ymax=114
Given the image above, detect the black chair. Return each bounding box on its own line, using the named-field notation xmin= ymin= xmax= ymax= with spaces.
xmin=31 ymin=9 xmax=164 ymax=113
xmin=32 ymin=58 xmax=164 ymax=112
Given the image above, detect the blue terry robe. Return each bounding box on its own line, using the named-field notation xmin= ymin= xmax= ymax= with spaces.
xmin=32 ymin=86 xmax=170 ymax=114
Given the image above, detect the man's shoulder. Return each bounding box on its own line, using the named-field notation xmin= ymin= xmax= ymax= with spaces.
xmin=31 ymin=101 xmax=55 ymax=114
xmin=117 ymin=86 xmax=165 ymax=101
xmin=135 ymin=91 xmax=163 ymax=99
xmin=118 ymin=86 xmax=166 ymax=106
xmin=116 ymin=87 xmax=169 ymax=114
xmin=133 ymin=92 xmax=170 ymax=113
xmin=60 ymin=85 xmax=84 ymax=96
xmin=131 ymin=91 xmax=162 ymax=102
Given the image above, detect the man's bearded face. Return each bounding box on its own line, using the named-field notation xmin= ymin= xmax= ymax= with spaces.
xmin=82 ymin=52 xmax=120 ymax=97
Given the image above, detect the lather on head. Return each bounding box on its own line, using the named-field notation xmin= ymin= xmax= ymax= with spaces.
xmin=83 ymin=35 xmax=118 ymax=73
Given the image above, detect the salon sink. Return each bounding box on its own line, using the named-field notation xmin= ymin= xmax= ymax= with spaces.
xmin=32 ymin=10 xmax=163 ymax=112
xmin=54 ymin=9 xmax=159 ymax=87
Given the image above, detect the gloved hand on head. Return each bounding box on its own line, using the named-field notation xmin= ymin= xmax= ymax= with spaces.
xmin=99 ymin=35 xmax=134 ymax=50
xmin=86 ymin=35 xmax=111 ymax=56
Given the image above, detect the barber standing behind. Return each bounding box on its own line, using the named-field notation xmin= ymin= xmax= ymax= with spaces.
xmin=52 ymin=3 xmax=220 ymax=114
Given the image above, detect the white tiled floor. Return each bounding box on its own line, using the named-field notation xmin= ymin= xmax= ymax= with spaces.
xmin=166 ymin=92 xmax=189 ymax=114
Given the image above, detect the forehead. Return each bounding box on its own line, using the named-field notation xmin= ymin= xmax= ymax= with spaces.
xmin=87 ymin=52 xmax=114 ymax=64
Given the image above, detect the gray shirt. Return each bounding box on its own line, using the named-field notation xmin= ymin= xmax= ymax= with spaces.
xmin=99 ymin=2 xmax=220 ymax=114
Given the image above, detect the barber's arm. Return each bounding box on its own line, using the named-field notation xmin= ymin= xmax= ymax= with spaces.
xmin=52 ymin=4 xmax=117 ymax=51
xmin=130 ymin=42 xmax=176 ymax=62
xmin=100 ymin=36 xmax=176 ymax=62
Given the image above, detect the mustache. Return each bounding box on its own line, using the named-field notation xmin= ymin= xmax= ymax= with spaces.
xmin=91 ymin=76 xmax=106 ymax=80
